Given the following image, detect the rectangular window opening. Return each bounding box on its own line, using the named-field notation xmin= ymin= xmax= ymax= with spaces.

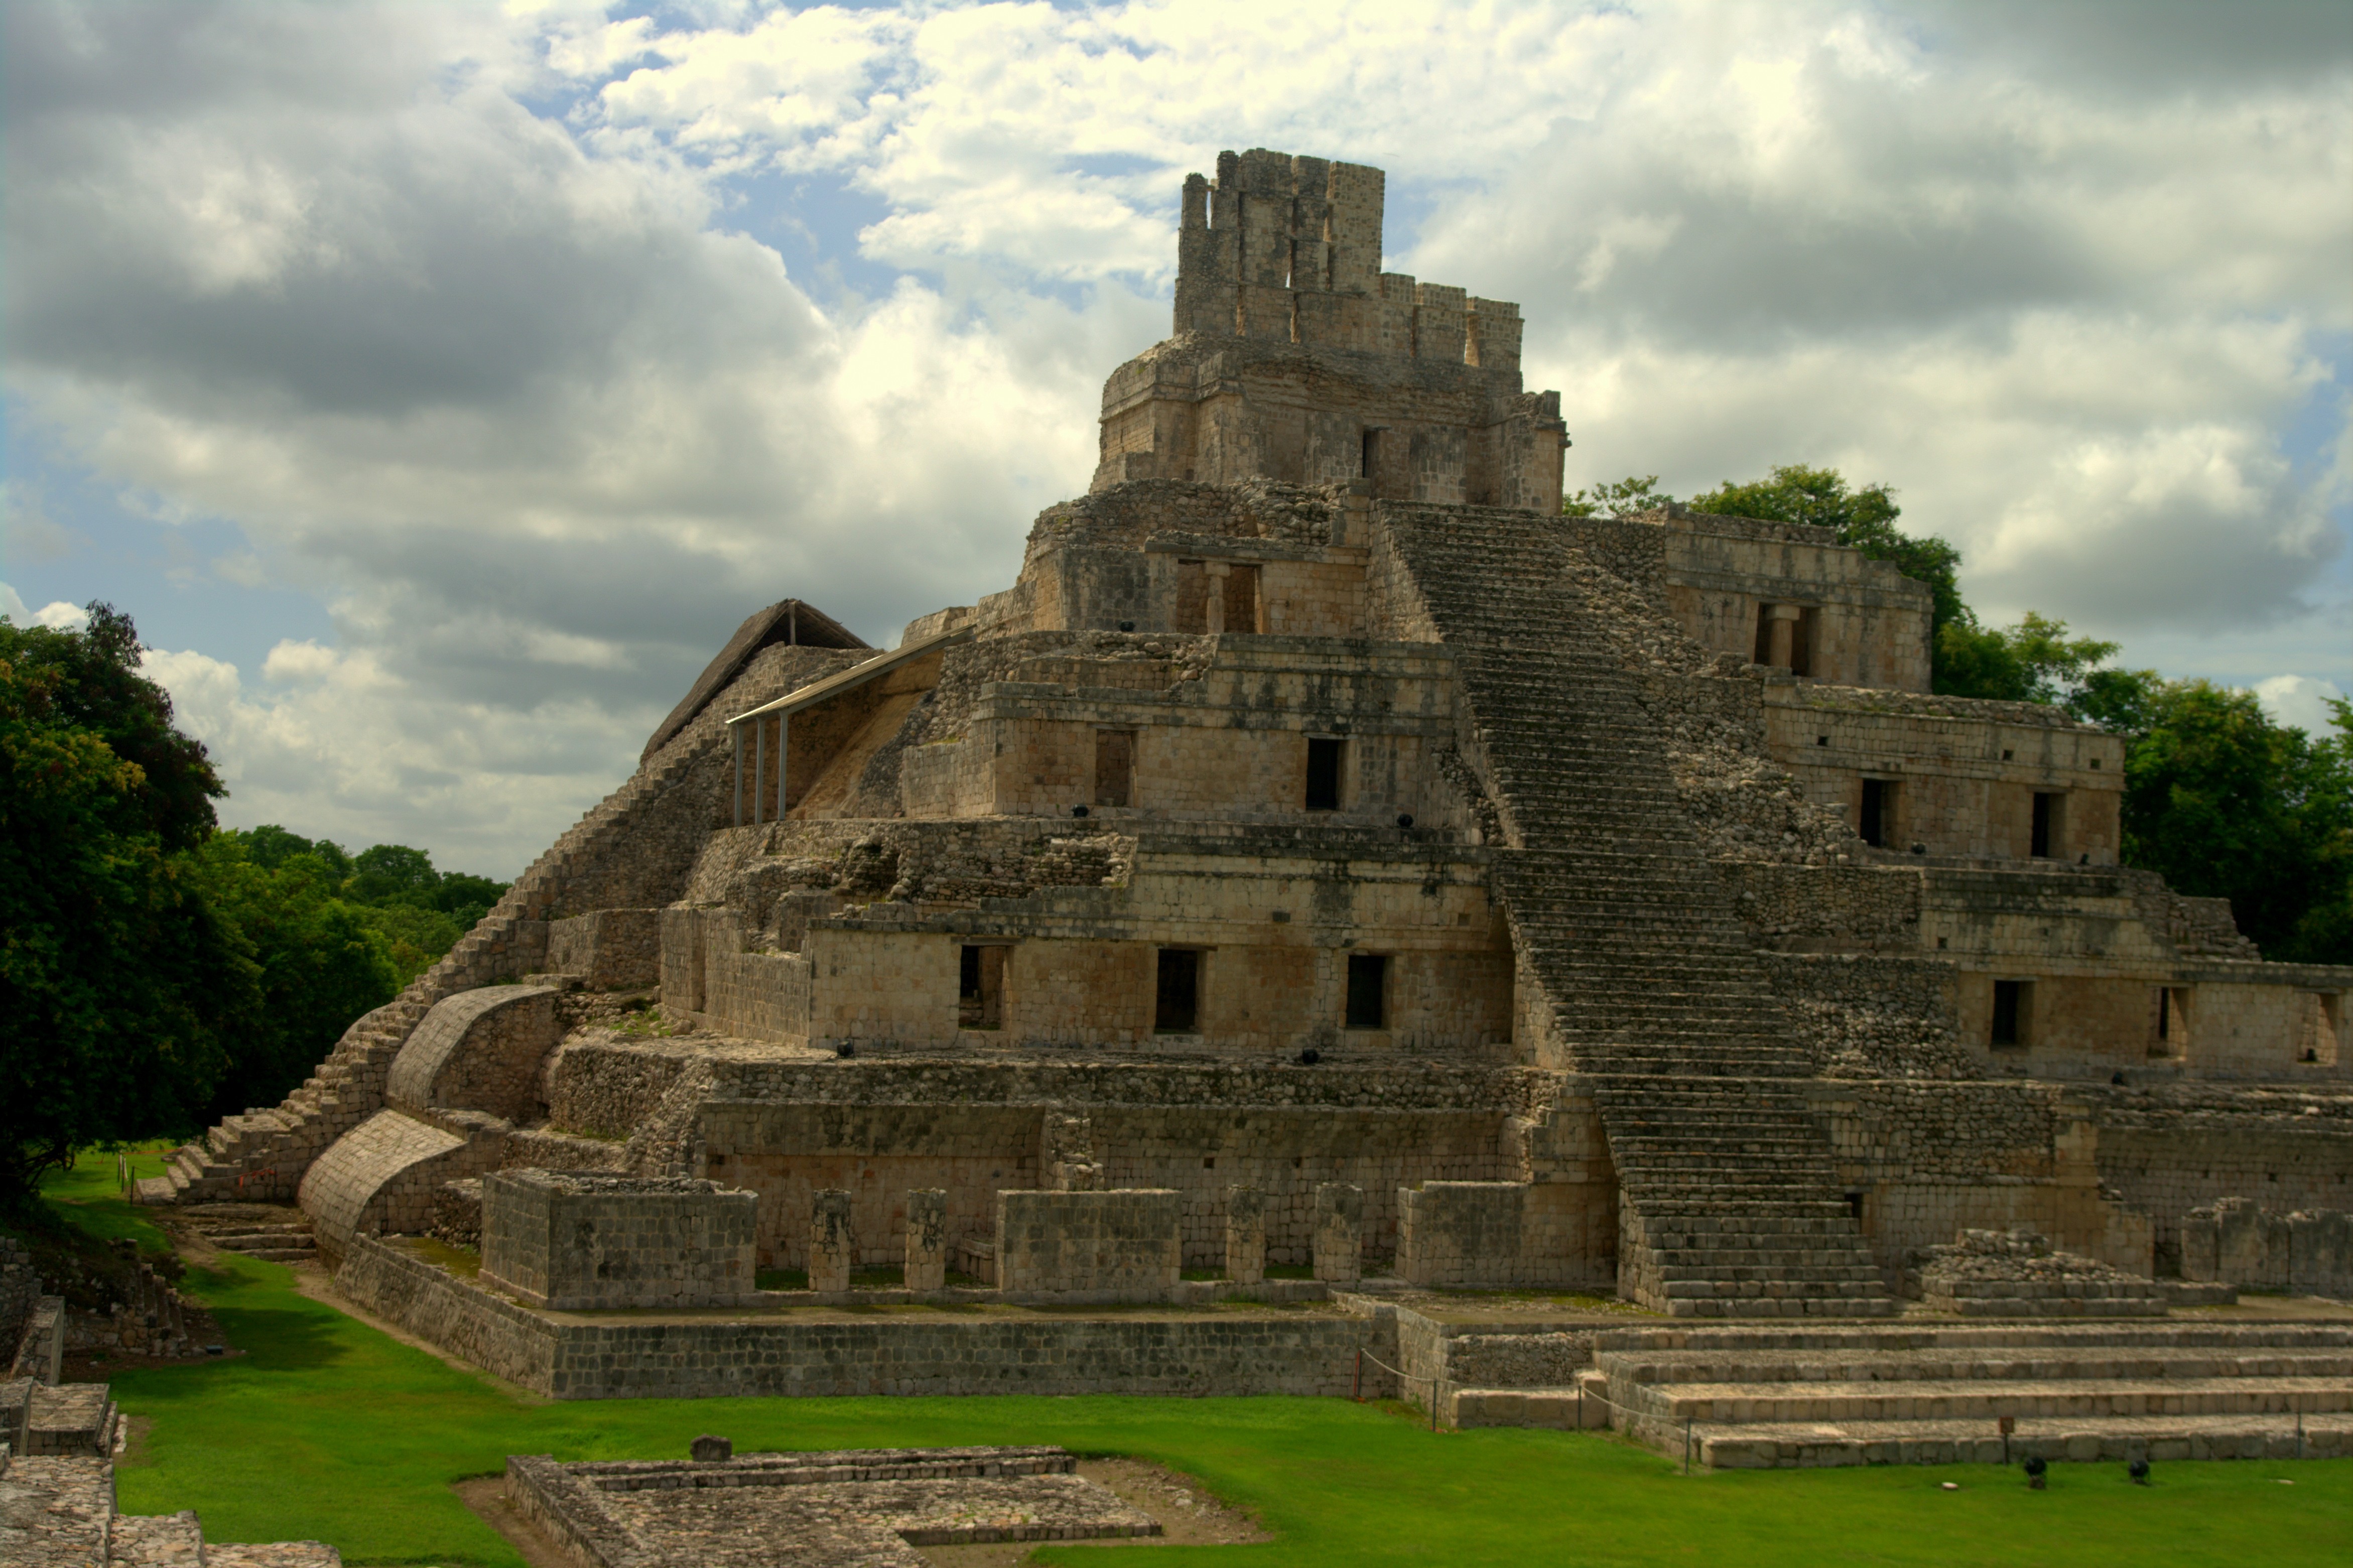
xmin=1094 ymin=730 xmax=1134 ymax=808
xmin=1155 ymin=948 xmax=1201 ymax=1033
xmin=1345 ymin=953 xmax=1389 ymax=1030
xmin=1991 ymin=979 xmax=2027 ymax=1049
xmin=1361 ymin=428 xmax=1379 ymax=481
xmin=959 ymin=945 xmax=1006 ymax=1030
xmin=1859 ymin=778 xmax=1890 ymax=849
xmin=2031 ymin=792 xmax=2061 ymax=859
xmin=1305 ymin=736 xmax=1344 ymax=812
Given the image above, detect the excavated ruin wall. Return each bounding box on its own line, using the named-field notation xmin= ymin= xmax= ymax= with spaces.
xmin=336 ymin=1234 xmax=1393 ymax=1400
xmin=2088 ymin=1092 xmax=2353 ymax=1273
xmin=1807 ymin=1079 xmax=2151 ymax=1276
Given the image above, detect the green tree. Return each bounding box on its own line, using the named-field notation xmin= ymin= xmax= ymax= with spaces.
xmin=1561 ymin=475 xmax=1671 ymax=517
xmin=184 ymin=833 xmax=401 ymax=1118
xmin=243 ymin=822 xmax=353 ymax=879
xmin=346 ymin=841 xmax=440 ymax=906
xmin=2118 ymin=685 xmax=2353 ymax=964
xmin=0 ymin=605 xmax=253 ymax=1207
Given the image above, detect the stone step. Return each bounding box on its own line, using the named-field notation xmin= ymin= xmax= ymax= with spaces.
xmin=1666 ymin=1296 xmax=1902 ymax=1320
xmin=108 ymin=1510 xmax=208 ymax=1562
xmin=1692 ymin=1412 xmax=2353 ymax=1469
xmin=1604 ymin=1351 xmax=2353 ymax=1387
xmin=1627 ymin=1375 xmax=2353 ymax=1425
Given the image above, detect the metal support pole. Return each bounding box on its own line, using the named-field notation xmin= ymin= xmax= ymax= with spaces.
xmin=753 ymin=713 xmax=765 ymax=825
xmin=1354 ymin=1350 xmax=1362 ymax=1402
xmin=732 ymin=722 xmax=744 ymax=827
xmin=1683 ymin=1415 xmax=1692 ymax=1474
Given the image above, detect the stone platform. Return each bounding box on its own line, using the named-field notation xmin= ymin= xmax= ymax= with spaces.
xmin=337 ymin=1234 xmax=1391 ymax=1400
xmin=507 ymin=1445 xmax=1157 ymax=1567
xmin=1450 ymin=1319 xmax=2353 ymax=1468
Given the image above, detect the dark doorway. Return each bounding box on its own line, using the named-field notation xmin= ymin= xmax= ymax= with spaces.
xmin=1361 ymin=428 xmax=1380 ymax=482
xmin=1859 ymin=778 xmax=1889 ymax=848
xmin=1094 ymin=730 xmax=1133 ymax=808
xmin=1223 ymin=564 xmax=1261 ymax=634
xmin=1305 ymin=737 xmax=1343 ymax=811
xmin=1155 ymin=949 xmax=1201 ymax=1033
xmin=1345 ymin=953 xmax=1389 ymax=1029
xmin=1991 ymin=979 xmax=2025 ymax=1047
xmin=2031 ymin=792 xmax=2059 ymax=858
xmin=959 ymin=945 xmax=1005 ymax=1029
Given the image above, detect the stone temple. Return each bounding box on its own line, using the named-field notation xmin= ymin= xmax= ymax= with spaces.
xmin=140 ymin=150 xmax=2353 ymax=1462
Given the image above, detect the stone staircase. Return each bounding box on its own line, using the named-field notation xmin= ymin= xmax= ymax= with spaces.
xmin=1540 ymin=1321 xmax=2353 ymax=1468
xmin=1382 ymin=502 xmax=1892 ymax=1318
xmin=180 ymin=1204 xmax=320 ymax=1264
xmin=133 ymin=666 xmax=778 ymax=1210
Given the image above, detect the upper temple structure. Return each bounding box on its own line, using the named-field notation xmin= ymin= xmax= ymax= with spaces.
xmin=141 ymin=153 xmax=2352 ymax=1438
xmin=1093 ymin=149 xmax=1566 ymax=512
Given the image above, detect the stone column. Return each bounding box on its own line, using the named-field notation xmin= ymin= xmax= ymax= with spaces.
xmin=1765 ymin=603 xmax=1802 ymax=670
xmin=810 ymin=1189 xmax=855 ymax=1293
xmin=904 ymin=1188 xmax=947 ymax=1292
xmin=1314 ymin=1183 xmax=1363 ymax=1284
xmin=1203 ymin=560 xmax=1230 ymax=632
xmin=1226 ymin=1184 xmax=1266 ymax=1285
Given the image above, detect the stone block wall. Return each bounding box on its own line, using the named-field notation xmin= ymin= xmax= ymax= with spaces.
xmin=995 ymin=1189 xmax=1182 ymax=1300
xmin=1395 ymin=1180 xmax=1612 ymax=1289
xmin=2091 ymin=1103 xmax=2353 ymax=1271
xmin=1652 ymin=508 xmax=1934 ymax=692
xmin=480 ymin=1170 xmax=757 ymax=1310
xmin=693 ymin=1082 xmax=1516 ymax=1273
xmin=1812 ymin=1081 xmax=2152 ymax=1277
xmin=549 ymin=909 xmax=663 ymax=990
xmin=337 ymin=1233 xmax=1389 ymax=1400
xmin=2181 ymin=1199 xmax=2352 ymax=1297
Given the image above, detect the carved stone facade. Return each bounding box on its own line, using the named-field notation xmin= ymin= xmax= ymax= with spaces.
xmin=152 ymin=152 xmax=2348 ymax=1340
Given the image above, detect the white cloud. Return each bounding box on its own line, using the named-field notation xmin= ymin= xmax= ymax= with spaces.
xmin=2254 ymin=674 xmax=2348 ymax=738
xmin=5 ymin=0 xmax=2348 ymax=873
xmin=1 ymin=581 xmax=90 ymax=629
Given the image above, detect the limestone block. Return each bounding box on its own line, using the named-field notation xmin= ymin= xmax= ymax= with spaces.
xmin=548 ymin=908 xmax=663 ymax=991
xmin=995 ymin=1189 xmax=1182 ymax=1300
xmin=811 ymin=1189 xmax=856 ymax=1293
xmin=1226 ymin=1184 xmax=1266 ymax=1285
xmin=479 ymin=1169 xmax=756 ymax=1310
xmin=1315 ymin=1183 xmax=1363 ymax=1284
xmin=2289 ymin=1210 xmax=2352 ymax=1299
xmin=905 ymin=1188 xmax=947 ymax=1292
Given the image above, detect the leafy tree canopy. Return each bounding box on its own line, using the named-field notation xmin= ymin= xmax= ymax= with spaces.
xmin=185 ymin=832 xmax=401 ymax=1120
xmin=2119 ymin=687 xmax=2352 ymax=965
xmin=1 ymin=605 xmax=251 ymax=1207
xmin=1561 ymin=475 xmax=1671 ymax=517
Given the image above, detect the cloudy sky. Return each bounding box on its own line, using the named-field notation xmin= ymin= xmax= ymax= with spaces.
xmin=5 ymin=1 xmax=2348 ymax=877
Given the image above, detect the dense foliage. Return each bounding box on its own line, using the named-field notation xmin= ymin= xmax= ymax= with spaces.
xmin=1564 ymin=470 xmax=2353 ymax=965
xmin=2 ymin=608 xmax=250 ymax=1207
xmin=2 ymin=606 xmax=512 ymax=1205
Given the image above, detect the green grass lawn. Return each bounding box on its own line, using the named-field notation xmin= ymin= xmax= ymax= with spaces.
xmin=31 ymin=1164 xmax=2352 ymax=1567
